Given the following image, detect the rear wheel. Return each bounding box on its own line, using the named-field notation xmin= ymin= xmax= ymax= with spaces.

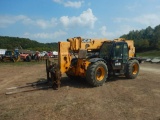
xmin=26 ymin=56 xmax=31 ymax=62
xmin=12 ymin=58 xmax=16 ymax=62
xmin=86 ymin=61 xmax=108 ymax=87
xmin=2 ymin=58 xmax=6 ymax=62
xmin=125 ymin=60 xmax=139 ymax=79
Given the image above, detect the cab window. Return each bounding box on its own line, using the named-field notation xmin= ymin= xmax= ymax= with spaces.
xmin=113 ymin=44 xmax=123 ymax=59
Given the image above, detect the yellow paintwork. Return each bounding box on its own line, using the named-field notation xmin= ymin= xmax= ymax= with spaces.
xmin=14 ymin=56 xmax=20 ymax=62
xmin=58 ymin=42 xmax=71 ymax=73
xmin=67 ymin=37 xmax=109 ymax=51
xmin=47 ymin=37 xmax=136 ymax=78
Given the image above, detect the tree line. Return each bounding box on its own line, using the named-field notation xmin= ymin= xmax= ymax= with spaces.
xmin=1 ymin=24 xmax=160 ymax=53
xmin=0 ymin=36 xmax=58 ymax=51
xmin=120 ymin=25 xmax=160 ymax=52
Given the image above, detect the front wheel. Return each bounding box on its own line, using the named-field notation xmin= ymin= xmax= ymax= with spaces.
xmin=86 ymin=61 xmax=108 ymax=87
xmin=26 ymin=56 xmax=31 ymax=62
xmin=125 ymin=60 xmax=140 ymax=79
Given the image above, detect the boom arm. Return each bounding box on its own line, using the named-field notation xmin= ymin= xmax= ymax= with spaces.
xmin=67 ymin=37 xmax=108 ymax=51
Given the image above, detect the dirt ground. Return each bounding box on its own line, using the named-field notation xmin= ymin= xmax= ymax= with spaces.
xmin=0 ymin=62 xmax=160 ymax=120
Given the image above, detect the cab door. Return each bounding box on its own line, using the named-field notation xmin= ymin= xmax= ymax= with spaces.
xmin=111 ymin=42 xmax=128 ymax=70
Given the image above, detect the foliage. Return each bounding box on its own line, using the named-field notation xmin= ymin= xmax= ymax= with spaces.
xmin=136 ymin=50 xmax=160 ymax=57
xmin=1 ymin=24 xmax=160 ymax=53
xmin=0 ymin=36 xmax=58 ymax=51
xmin=121 ymin=25 xmax=160 ymax=52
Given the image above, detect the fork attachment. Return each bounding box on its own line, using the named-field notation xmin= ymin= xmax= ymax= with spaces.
xmin=46 ymin=59 xmax=61 ymax=89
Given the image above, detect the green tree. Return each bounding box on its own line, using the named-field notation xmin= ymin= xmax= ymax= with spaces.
xmin=0 ymin=36 xmax=58 ymax=51
xmin=152 ymin=25 xmax=160 ymax=50
xmin=120 ymin=25 xmax=160 ymax=52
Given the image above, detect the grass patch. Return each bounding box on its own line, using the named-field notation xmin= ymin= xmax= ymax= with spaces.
xmin=0 ymin=61 xmax=45 ymax=67
xmin=137 ymin=50 xmax=160 ymax=58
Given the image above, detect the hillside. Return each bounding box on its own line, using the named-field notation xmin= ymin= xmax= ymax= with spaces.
xmin=121 ymin=25 xmax=160 ymax=52
xmin=1 ymin=24 xmax=160 ymax=53
xmin=0 ymin=36 xmax=58 ymax=51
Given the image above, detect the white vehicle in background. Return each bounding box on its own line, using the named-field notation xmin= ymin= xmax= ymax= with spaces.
xmin=151 ymin=57 xmax=160 ymax=63
xmin=146 ymin=58 xmax=151 ymax=62
xmin=53 ymin=51 xmax=58 ymax=58
xmin=0 ymin=49 xmax=7 ymax=55
xmin=0 ymin=49 xmax=7 ymax=61
xmin=39 ymin=51 xmax=58 ymax=58
xmin=39 ymin=51 xmax=48 ymax=57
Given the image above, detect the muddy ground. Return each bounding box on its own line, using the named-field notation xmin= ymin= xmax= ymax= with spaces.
xmin=0 ymin=62 xmax=160 ymax=120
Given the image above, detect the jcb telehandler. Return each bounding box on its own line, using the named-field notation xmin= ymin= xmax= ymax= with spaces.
xmin=46 ymin=37 xmax=140 ymax=88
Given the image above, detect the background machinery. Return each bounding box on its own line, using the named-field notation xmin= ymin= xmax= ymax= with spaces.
xmin=46 ymin=37 xmax=140 ymax=88
xmin=2 ymin=49 xmax=20 ymax=62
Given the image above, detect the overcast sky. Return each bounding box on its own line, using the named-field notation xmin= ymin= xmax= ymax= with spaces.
xmin=0 ymin=0 xmax=160 ymax=43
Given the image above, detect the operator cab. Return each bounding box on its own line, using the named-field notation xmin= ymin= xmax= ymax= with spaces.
xmin=99 ymin=41 xmax=129 ymax=72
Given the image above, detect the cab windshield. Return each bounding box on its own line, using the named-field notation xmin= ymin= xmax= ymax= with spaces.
xmin=5 ymin=51 xmax=12 ymax=56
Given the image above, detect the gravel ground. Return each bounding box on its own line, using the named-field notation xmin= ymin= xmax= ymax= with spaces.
xmin=0 ymin=62 xmax=160 ymax=120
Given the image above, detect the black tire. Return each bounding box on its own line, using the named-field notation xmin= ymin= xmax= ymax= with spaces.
xmin=2 ymin=58 xmax=6 ymax=62
xmin=26 ymin=56 xmax=31 ymax=62
xmin=12 ymin=58 xmax=16 ymax=62
xmin=125 ymin=60 xmax=139 ymax=79
xmin=86 ymin=61 xmax=108 ymax=87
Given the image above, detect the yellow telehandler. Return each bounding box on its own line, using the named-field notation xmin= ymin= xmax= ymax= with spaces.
xmin=46 ymin=37 xmax=139 ymax=89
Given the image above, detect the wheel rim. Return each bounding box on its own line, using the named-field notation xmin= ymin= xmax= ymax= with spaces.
xmin=96 ymin=67 xmax=105 ymax=81
xmin=132 ymin=63 xmax=138 ymax=75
